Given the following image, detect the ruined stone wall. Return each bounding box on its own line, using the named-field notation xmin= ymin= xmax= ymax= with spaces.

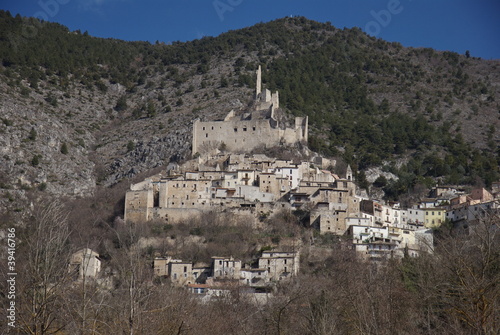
xmin=280 ymin=116 xmax=308 ymax=145
xmin=193 ymin=118 xmax=281 ymax=155
xmin=149 ymin=207 xmax=204 ymax=223
xmin=124 ymin=189 xmax=153 ymax=223
xmin=311 ymin=211 xmax=349 ymax=234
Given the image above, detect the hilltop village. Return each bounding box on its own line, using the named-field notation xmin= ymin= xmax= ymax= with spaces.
xmin=117 ymin=68 xmax=500 ymax=297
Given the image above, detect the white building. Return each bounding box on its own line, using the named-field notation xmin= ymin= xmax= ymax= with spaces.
xmin=401 ymin=207 xmax=426 ymax=225
xmin=273 ymin=166 xmax=300 ymax=189
xmin=240 ymin=268 xmax=269 ymax=287
xmin=446 ymin=201 xmax=497 ymax=223
xmin=69 ymin=248 xmax=101 ymax=280
xmin=345 ymin=217 xmax=373 ymax=229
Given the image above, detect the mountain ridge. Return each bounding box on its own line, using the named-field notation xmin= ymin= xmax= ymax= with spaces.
xmin=0 ymin=11 xmax=499 ymax=222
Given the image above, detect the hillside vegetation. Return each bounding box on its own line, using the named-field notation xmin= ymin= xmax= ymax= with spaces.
xmin=0 ymin=11 xmax=499 ymax=217
xmin=0 ymin=11 xmax=499 ymax=335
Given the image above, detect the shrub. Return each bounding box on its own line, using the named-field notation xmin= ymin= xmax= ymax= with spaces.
xmin=373 ymin=175 xmax=388 ymax=188
xmin=60 ymin=142 xmax=69 ymax=154
xmin=127 ymin=141 xmax=135 ymax=152
xmin=115 ymin=95 xmax=128 ymax=111
xmin=28 ymin=127 xmax=37 ymax=141
xmin=31 ymin=155 xmax=40 ymax=166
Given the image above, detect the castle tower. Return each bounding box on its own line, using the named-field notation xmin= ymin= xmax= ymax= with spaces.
xmin=256 ymin=65 xmax=262 ymax=99
xmin=346 ymin=165 xmax=353 ymax=181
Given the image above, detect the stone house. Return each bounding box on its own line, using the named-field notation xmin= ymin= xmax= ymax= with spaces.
xmin=258 ymin=172 xmax=291 ymax=200
xmin=169 ymin=260 xmax=195 ymax=285
xmin=470 ymin=187 xmax=494 ymax=202
xmin=69 ymin=248 xmax=101 ymax=280
xmin=240 ymin=268 xmax=269 ymax=287
xmin=153 ymin=257 xmax=170 ymax=277
xmin=212 ymin=256 xmax=242 ymax=280
xmin=306 ymin=174 xmax=360 ymax=234
xmin=258 ymin=251 xmax=300 ymax=281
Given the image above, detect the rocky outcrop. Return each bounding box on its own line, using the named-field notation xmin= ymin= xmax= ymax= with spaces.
xmin=103 ymin=131 xmax=191 ymax=186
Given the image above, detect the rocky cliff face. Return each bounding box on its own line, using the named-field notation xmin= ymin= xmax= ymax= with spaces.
xmin=0 ymin=16 xmax=499 ymax=224
xmin=0 ymin=97 xmax=96 ymax=196
xmin=0 ymin=59 xmax=253 ymax=223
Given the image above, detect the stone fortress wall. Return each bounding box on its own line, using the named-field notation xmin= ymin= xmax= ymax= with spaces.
xmin=192 ymin=66 xmax=308 ymax=155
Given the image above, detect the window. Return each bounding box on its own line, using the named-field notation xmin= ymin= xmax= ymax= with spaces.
xmin=243 ymin=127 xmax=247 ymax=131
xmin=184 ymin=266 xmax=187 ymax=272
xmin=202 ymin=127 xmax=205 ymax=130
xmin=252 ymin=126 xmax=256 ymax=131
xmin=234 ymin=128 xmax=237 ymax=132
xmin=205 ymin=133 xmax=208 ymax=137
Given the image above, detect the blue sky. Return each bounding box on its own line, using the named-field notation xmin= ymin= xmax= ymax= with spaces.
xmin=3 ymin=0 xmax=500 ymax=59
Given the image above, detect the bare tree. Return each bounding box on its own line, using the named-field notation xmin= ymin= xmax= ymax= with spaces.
xmin=433 ymin=216 xmax=499 ymax=334
xmin=17 ymin=200 xmax=72 ymax=334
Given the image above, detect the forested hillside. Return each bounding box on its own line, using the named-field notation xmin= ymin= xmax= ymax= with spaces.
xmin=0 ymin=10 xmax=499 ymax=214
xmin=0 ymin=11 xmax=499 ymax=335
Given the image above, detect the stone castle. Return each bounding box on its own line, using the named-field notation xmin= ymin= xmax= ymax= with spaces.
xmin=192 ymin=66 xmax=308 ymax=155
